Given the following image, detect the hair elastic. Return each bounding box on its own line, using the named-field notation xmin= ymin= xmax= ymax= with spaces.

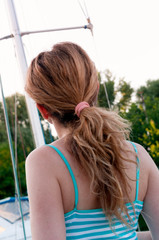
xmin=75 ymin=101 xmax=90 ymax=117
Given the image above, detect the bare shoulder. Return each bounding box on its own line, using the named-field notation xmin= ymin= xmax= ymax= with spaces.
xmin=25 ymin=143 xmax=64 ymax=206
xmin=134 ymin=142 xmax=158 ymax=171
xmin=25 ymin=143 xmax=66 ymax=239
xmin=25 ymin=143 xmax=62 ymax=205
xmin=26 ymin=142 xmax=62 ymax=176
xmin=26 ymin=143 xmax=58 ymax=163
xmin=129 ymin=141 xmax=159 ymax=193
xmin=26 ymin=137 xmax=70 ymax=185
xmin=126 ymin=141 xmax=157 ymax=170
xmin=132 ymin=142 xmax=159 ymax=238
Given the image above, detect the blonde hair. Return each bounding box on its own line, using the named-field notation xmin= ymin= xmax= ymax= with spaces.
xmin=25 ymin=42 xmax=135 ymax=225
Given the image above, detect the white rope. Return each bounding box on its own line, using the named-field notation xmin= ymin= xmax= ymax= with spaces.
xmin=83 ymin=0 xmax=90 ymax=18
xmin=78 ymin=0 xmax=89 ymax=19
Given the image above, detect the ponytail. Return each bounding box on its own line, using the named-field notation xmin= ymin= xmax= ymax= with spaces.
xmin=70 ymin=105 xmax=134 ymax=225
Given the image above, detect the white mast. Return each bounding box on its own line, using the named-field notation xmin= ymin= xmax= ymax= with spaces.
xmin=5 ymin=0 xmax=45 ymax=147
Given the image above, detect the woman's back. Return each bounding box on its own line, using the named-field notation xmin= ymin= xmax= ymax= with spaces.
xmin=25 ymin=42 xmax=159 ymax=239
xmin=48 ymin=140 xmax=145 ymax=239
xmin=49 ymin=139 xmax=147 ymax=213
xmin=26 ymin=137 xmax=153 ymax=239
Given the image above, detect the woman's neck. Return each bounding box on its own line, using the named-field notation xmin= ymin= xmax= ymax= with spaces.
xmin=51 ymin=118 xmax=70 ymax=139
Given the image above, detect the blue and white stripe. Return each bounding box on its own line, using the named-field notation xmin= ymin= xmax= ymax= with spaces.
xmin=65 ymin=201 xmax=143 ymax=239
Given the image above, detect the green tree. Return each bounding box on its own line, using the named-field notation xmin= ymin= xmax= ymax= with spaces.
xmin=137 ymin=81 xmax=159 ymax=125
xmin=98 ymin=70 xmax=134 ymax=111
xmin=124 ymin=79 xmax=159 ymax=166
xmin=137 ymin=79 xmax=159 ymax=100
xmin=142 ymin=120 xmax=159 ymax=166
xmin=98 ymin=70 xmax=115 ymax=108
xmin=117 ymin=78 xmax=134 ymax=111
xmin=122 ymin=102 xmax=146 ymax=145
xmin=0 ymin=143 xmax=15 ymax=198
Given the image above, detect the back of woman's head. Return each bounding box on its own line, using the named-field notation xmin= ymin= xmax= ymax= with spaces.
xmin=25 ymin=41 xmax=99 ymax=125
xmin=26 ymin=41 xmax=134 ymax=226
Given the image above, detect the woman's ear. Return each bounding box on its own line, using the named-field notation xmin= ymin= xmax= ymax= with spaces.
xmin=36 ymin=103 xmax=50 ymax=120
xmin=97 ymin=81 xmax=100 ymax=90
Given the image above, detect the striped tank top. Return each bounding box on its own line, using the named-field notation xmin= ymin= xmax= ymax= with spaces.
xmin=47 ymin=142 xmax=143 ymax=239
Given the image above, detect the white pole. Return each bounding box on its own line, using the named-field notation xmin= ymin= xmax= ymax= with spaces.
xmin=5 ymin=0 xmax=45 ymax=147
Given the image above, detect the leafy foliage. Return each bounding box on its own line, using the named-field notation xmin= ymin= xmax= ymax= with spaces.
xmin=0 ymin=142 xmax=15 ymax=198
xmin=98 ymin=70 xmax=134 ymax=111
xmin=98 ymin=70 xmax=115 ymax=108
xmin=117 ymin=78 xmax=134 ymax=111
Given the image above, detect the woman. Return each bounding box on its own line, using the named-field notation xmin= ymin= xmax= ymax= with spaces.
xmin=25 ymin=42 xmax=159 ymax=239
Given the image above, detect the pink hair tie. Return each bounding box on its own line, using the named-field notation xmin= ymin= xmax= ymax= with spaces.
xmin=75 ymin=101 xmax=90 ymax=117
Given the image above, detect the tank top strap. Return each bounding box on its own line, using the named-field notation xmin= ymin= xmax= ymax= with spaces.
xmin=46 ymin=144 xmax=79 ymax=209
xmin=129 ymin=141 xmax=140 ymax=201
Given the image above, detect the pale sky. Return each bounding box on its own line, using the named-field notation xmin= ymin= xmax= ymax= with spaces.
xmin=0 ymin=0 xmax=159 ymax=97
